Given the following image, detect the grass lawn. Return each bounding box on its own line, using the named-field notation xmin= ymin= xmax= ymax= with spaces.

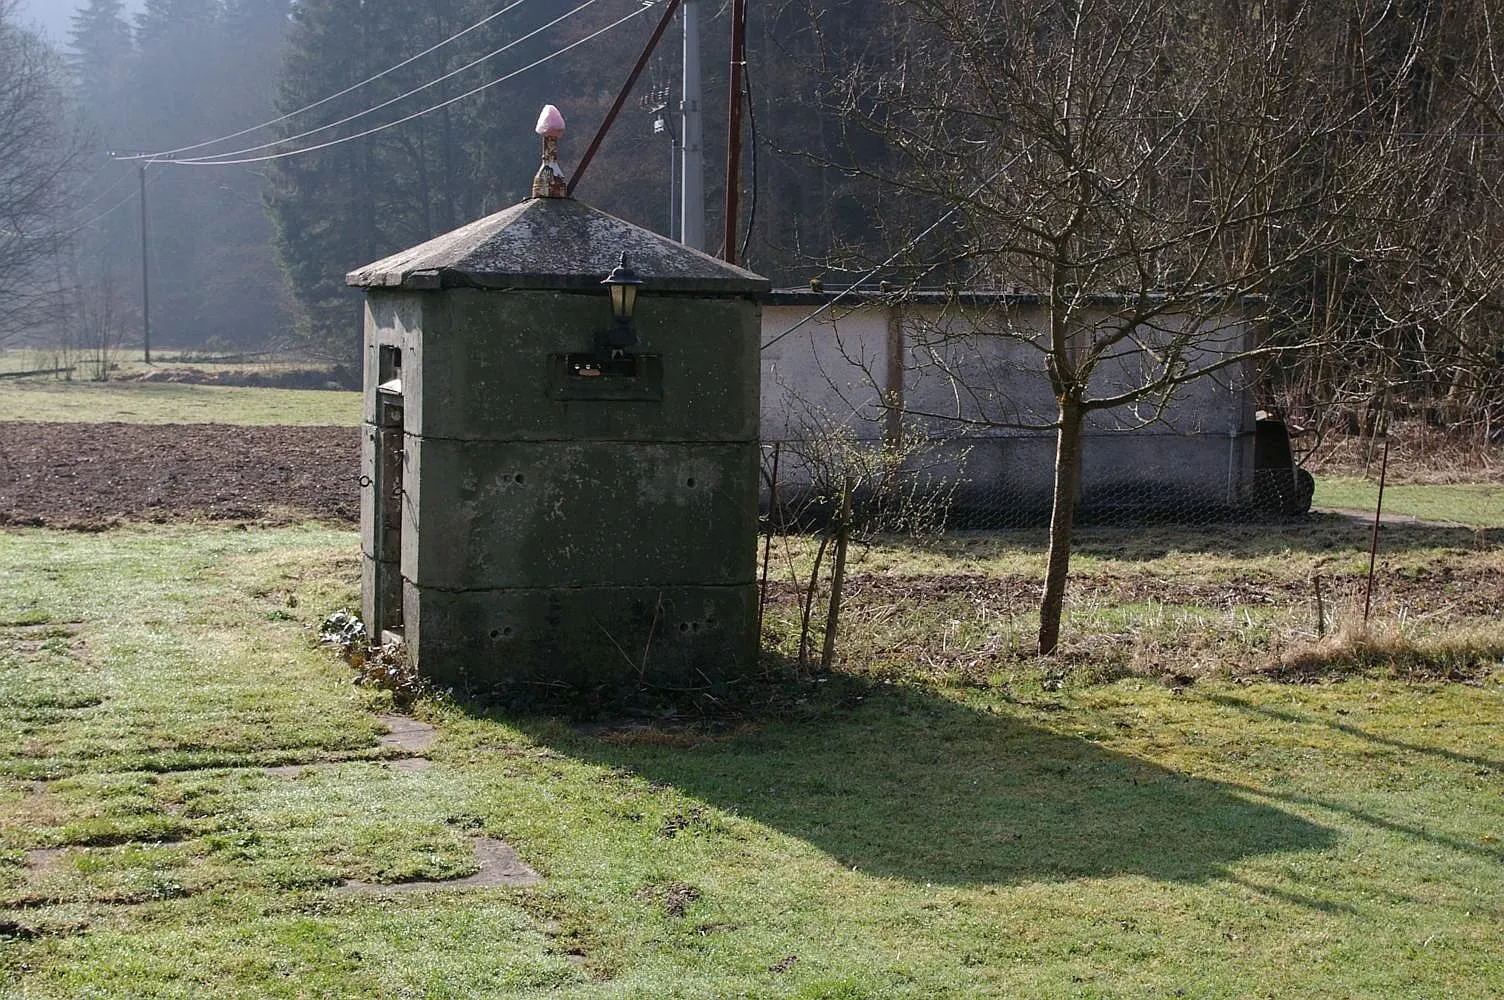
xmin=1315 ymin=476 xmax=1504 ymax=529
xmin=0 ymin=374 xmax=357 ymax=421
xmin=0 ymin=376 xmax=360 ymax=426
xmin=1 ymin=524 xmax=1500 ymax=998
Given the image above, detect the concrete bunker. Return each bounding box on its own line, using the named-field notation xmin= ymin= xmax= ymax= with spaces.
xmin=348 ymin=142 xmax=769 ymax=698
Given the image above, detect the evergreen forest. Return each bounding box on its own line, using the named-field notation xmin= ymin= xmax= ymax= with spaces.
xmin=1 ymin=0 xmax=1501 ymax=443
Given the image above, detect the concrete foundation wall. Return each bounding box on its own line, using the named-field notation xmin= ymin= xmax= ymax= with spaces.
xmin=403 ymin=582 xmax=756 ymax=696
xmin=402 ymin=437 xmax=757 ymax=590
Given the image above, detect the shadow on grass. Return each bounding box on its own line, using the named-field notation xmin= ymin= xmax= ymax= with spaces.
xmin=503 ymin=675 xmax=1336 ymax=887
xmin=1204 ymin=693 xmax=1504 ymax=775
xmin=1203 ymin=693 xmax=1504 ymax=866
xmin=928 ymin=514 xmax=1493 ymax=562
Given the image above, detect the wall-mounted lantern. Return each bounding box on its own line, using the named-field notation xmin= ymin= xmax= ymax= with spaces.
xmin=600 ymin=253 xmax=642 ymax=354
xmin=549 ymin=250 xmax=657 ymax=393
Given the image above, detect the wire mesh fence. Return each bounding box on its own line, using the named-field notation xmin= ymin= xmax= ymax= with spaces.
xmin=758 ymin=423 xmax=1319 ymax=534
xmin=753 ymin=422 xmax=1504 ymax=680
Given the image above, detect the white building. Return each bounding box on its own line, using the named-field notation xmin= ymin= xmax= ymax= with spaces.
xmin=758 ymin=288 xmax=1300 ymax=524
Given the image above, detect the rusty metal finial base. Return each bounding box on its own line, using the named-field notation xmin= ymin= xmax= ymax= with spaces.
xmin=533 ymin=135 xmax=566 ymax=199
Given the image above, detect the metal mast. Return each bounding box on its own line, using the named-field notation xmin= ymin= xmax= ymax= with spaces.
xmin=680 ymin=0 xmax=704 ymax=249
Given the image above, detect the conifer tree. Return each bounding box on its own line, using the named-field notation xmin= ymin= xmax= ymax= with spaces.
xmin=68 ymin=0 xmax=134 ymax=104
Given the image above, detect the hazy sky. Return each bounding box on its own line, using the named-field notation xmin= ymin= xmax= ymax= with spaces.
xmin=17 ymin=0 xmax=143 ymax=43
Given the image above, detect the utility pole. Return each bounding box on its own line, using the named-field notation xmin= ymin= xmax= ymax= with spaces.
xmin=138 ymin=162 xmax=151 ymax=364
xmin=680 ymin=0 xmax=704 ymax=250
xmin=722 ymin=0 xmax=747 ymax=265
xmin=110 ymin=151 xmax=155 ymax=364
xmin=643 ymin=85 xmax=681 ymax=239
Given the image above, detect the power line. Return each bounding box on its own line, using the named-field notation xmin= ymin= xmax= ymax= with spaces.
xmin=55 ymin=165 xmax=139 ymax=231
xmin=114 ymin=0 xmax=537 ymax=162
xmin=144 ymin=2 xmax=657 ymax=168
xmin=12 ymin=166 xmax=159 ymax=241
xmin=760 ymin=155 xmax=1026 ymax=353
xmin=61 ymin=179 xmax=149 ymax=235
xmin=164 ymin=0 xmax=602 ymax=165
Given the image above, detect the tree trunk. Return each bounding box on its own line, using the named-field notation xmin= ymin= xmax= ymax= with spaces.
xmin=798 ymin=535 xmax=830 ymax=670
xmin=1038 ymin=398 xmax=1085 ymax=655
xmin=820 ymin=479 xmax=853 ymax=672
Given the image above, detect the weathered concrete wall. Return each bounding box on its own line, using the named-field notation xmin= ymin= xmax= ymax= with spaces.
xmin=402 ymin=438 xmax=757 ymax=590
xmin=407 ymin=291 xmax=760 ymax=443
xmin=759 ymin=298 xmax=1259 ymax=519
xmin=362 ymin=287 xmax=762 ymax=696
xmin=403 ymin=583 xmax=756 ymax=695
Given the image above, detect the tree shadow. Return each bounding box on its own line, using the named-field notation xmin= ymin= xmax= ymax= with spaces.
xmin=500 ymin=676 xmax=1335 ymax=887
xmin=1204 ymin=693 xmax=1504 ymax=776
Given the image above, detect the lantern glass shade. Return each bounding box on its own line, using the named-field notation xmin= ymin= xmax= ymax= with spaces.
xmin=610 ymin=281 xmax=636 ymax=322
xmin=602 ymin=254 xmax=642 ymax=323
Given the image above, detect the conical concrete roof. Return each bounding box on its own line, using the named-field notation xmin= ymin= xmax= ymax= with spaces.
xmin=347 ymin=197 xmax=768 ymax=294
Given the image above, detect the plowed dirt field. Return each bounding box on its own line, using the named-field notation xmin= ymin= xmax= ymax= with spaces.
xmin=0 ymin=422 xmax=358 ymax=530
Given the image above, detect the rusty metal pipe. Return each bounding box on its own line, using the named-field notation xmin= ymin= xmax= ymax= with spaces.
xmin=1362 ymin=433 xmax=1390 ymax=625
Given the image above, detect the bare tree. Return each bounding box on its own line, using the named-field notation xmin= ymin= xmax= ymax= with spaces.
xmin=1360 ymin=2 xmax=1504 ymax=444
xmin=768 ymin=397 xmax=962 ymax=671
xmin=65 ymin=269 xmax=128 ymax=381
xmin=811 ymin=0 xmax=1429 ymax=652
xmin=1252 ymin=1 xmax=1504 ymax=452
xmin=0 ymin=0 xmax=83 ymax=341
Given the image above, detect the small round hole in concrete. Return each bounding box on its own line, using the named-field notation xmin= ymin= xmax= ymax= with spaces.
xmin=513 ymin=473 xmax=525 ymax=484
xmin=685 ymin=477 xmax=697 ymax=488
xmin=678 ymin=622 xmax=690 ymax=633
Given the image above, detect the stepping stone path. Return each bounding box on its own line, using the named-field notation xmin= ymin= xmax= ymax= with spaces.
xmin=262 ymin=764 xmax=311 ymax=779
xmin=341 ymin=836 xmax=541 ymax=893
xmin=344 ymin=714 xmax=541 ymax=891
xmin=14 ymin=716 xmax=539 ymax=904
xmin=24 ymin=848 xmax=66 ymax=873
xmin=377 ymin=713 xmax=438 ymax=753
xmin=377 ymin=713 xmax=438 ymax=773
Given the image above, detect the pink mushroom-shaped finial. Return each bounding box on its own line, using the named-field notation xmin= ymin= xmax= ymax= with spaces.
xmin=532 ymin=105 xmax=568 ymax=198
xmin=535 ymin=104 xmax=566 ymax=138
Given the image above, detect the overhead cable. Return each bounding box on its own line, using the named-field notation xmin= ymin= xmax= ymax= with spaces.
xmin=760 ymin=154 xmax=1026 ymax=353
xmin=146 ymin=2 xmax=656 ymax=167
xmin=60 ymin=165 xmax=137 ymax=223
xmin=63 ymin=183 xmax=148 ymax=234
xmin=115 ymin=0 xmax=536 ymax=161
xmin=167 ymin=0 xmax=601 ymax=165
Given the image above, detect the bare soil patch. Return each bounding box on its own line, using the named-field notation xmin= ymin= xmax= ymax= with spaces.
xmin=773 ymin=567 xmax=1504 ymax=621
xmin=0 ymin=422 xmax=357 ymax=530
xmin=5 ymin=422 xmax=1499 ymax=619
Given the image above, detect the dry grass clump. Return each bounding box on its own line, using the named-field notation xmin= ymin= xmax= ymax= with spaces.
xmin=1259 ymin=620 xmax=1504 ymax=683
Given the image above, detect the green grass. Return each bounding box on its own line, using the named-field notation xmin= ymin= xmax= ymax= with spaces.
xmin=1 ymin=524 xmax=1501 ymax=997
xmin=772 ymin=514 xmax=1504 ymax=686
xmin=1315 ymin=475 xmax=1504 ymax=529
xmin=0 ymin=377 xmax=359 ymax=426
